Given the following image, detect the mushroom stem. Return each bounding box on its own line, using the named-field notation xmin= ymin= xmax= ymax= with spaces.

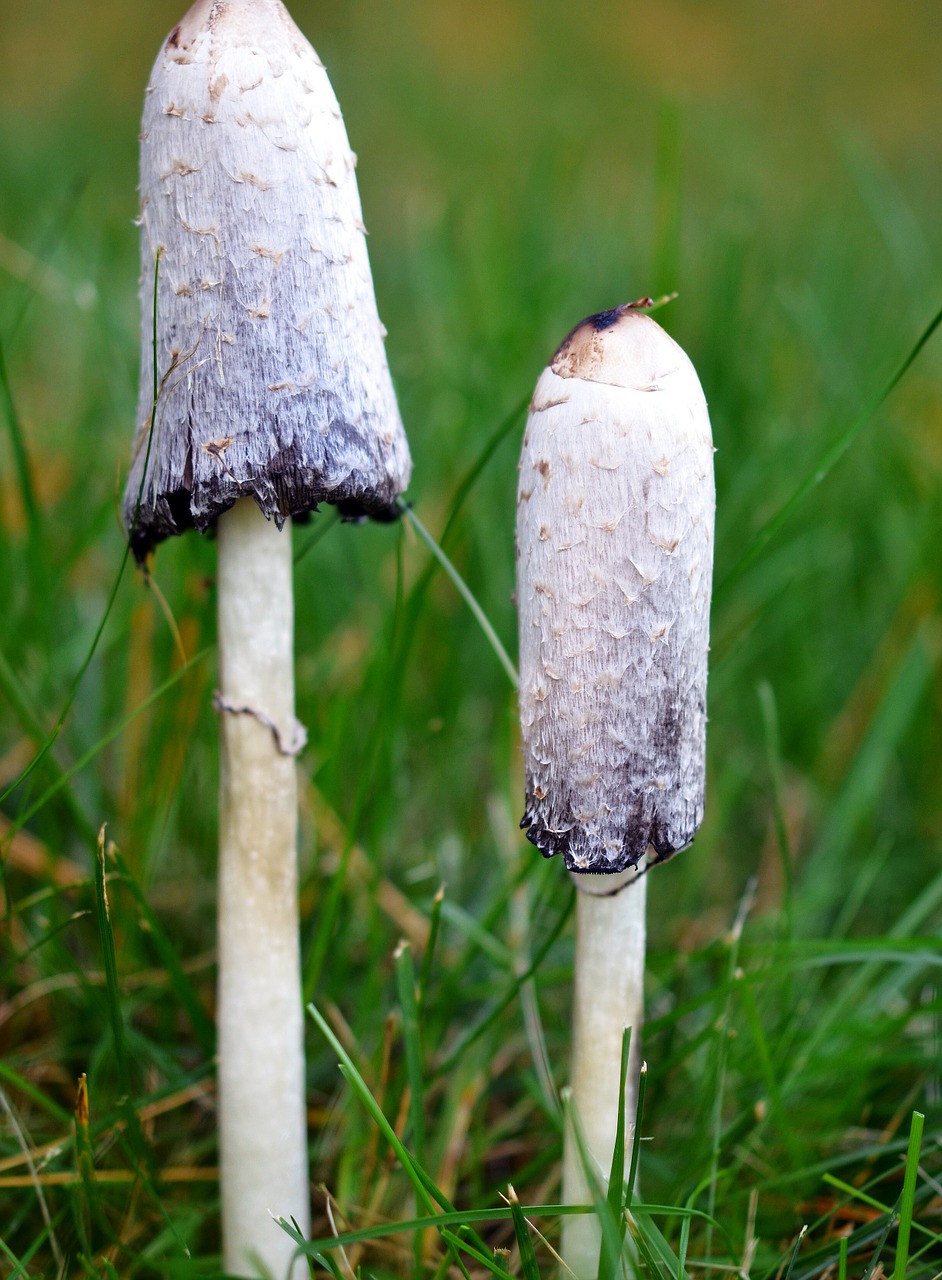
xmin=562 ymin=873 xmax=647 ymax=1279
xmin=217 ymin=498 xmax=309 ymax=1278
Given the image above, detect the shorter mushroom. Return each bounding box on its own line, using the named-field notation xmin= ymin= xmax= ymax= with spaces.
xmin=126 ymin=2 xmax=411 ymax=1276
xmin=516 ymin=302 xmax=714 ymax=1277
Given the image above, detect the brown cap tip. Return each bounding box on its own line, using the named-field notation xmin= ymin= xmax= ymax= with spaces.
xmin=550 ymin=302 xmax=685 ymax=390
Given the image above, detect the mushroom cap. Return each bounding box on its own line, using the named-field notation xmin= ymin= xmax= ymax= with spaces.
xmin=516 ymin=305 xmax=715 ymax=875
xmin=124 ymin=0 xmax=411 ymax=559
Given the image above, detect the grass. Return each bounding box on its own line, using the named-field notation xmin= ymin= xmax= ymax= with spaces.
xmin=2 ymin=0 xmax=942 ymax=1275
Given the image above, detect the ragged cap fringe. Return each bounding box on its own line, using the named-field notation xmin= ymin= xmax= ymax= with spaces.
xmin=124 ymin=0 xmax=411 ymax=560
xmin=516 ymin=304 xmax=715 ymax=875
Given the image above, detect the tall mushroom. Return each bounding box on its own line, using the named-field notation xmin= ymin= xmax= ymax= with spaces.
xmin=516 ymin=302 xmax=714 ymax=1277
xmin=125 ymin=2 xmax=411 ymax=1276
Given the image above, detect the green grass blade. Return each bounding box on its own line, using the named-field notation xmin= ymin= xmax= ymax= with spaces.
xmin=439 ymin=1227 xmax=509 ymax=1279
xmin=10 ymin=647 xmax=210 ymax=833
xmin=564 ymin=1089 xmax=626 ymax=1278
xmin=439 ymin=898 xmax=514 ymax=967
xmin=605 ymin=1026 xmax=631 ymax=1224
xmin=2 ymin=908 xmax=93 ymax=983
xmin=0 ymin=1061 xmax=72 ymax=1125
xmin=625 ymin=1211 xmax=661 ymax=1278
xmin=820 ymin=1171 xmax=936 ymax=1278
xmin=0 ymin=643 xmax=97 ymax=845
xmin=73 ymin=1074 xmax=96 ymax=1255
xmin=91 ymin=836 xmax=181 ymax=1251
xmin=0 ymin=1238 xmax=28 ymax=1279
xmin=125 ymin=246 xmax=161 ymax=547
xmin=716 ymin=300 xmax=942 ymax=599
xmin=599 ymin=1051 xmax=632 ymax=1280
xmin=300 ymin=395 xmax=527 ymax=962
xmin=279 ymin=1202 xmax=726 ymax=1258
xmin=302 ymin=536 xmax=411 ymax=997
xmin=94 ymin=828 xmax=129 ymax=1093
xmin=757 ymin=680 xmax=793 ymax=934
xmin=293 ymin=507 xmax=339 ymax=565
xmin=705 ymin=883 xmax=753 ymax=1251
xmin=298 ymin=398 xmax=528 ymax=997
xmin=304 ymin=1245 xmax=345 ymax=1279
xmin=2 ymin=168 xmax=90 ymax=339
xmin=400 ymin=504 xmax=518 ymax=687
xmin=436 ymin=393 xmax=530 ymax=552
xmin=296 ymin=396 xmax=527 ymax=960
xmin=394 ymin=939 xmax=427 ymax=1169
xmin=0 ymin=330 xmax=42 ymax=557
xmin=823 ymin=1173 xmax=896 ymax=1216
xmin=0 ymin=646 xmax=51 ymax=753
xmin=625 ymin=1059 xmax=646 ymax=1207
xmin=417 ymin=883 xmax=445 ymax=1005
xmin=108 ymin=842 xmax=215 ymax=1057
xmin=861 ymin=1206 xmax=899 ymax=1280
xmin=630 ymin=1210 xmax=693 ymax=1280
xmin=507 ymin=1186 xmax=541 ymax=1280
xmin=781 ymin=1225 xmax=808 ymax=1280
xmin=801 ymin=625 xmax=936 ymax=925
xmin=678 ymin=1213 xmax=691 ymax=1280
xmin=0 ymin=1083 xmax=66 ymax=1271
xmin=0 ymin=1208 xmax=70 ymax=1278
xmin=0 ymin=536 xmax=135 ymax=808
xmin=307 ymin=1001 xmax=492 ymax=1269
xmin=735 ymin=975 xmax=798 ymax=1163
xmin=892 ymin=1110 xmax=924 ymax=1280
xmin=1 ymin=256 xmax=166 ymax=815
xmin=433 ymin=894 xmax=571 ymax=1079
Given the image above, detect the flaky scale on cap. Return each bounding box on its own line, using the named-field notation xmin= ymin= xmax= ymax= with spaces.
xmin=516 ymin=303 xmax=715 ymax=876
xmin=124 ymin=0 xmax=411 ymax=561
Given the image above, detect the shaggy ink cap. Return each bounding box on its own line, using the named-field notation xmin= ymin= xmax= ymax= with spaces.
xmin=124 ymin=0 xmax=411 ymax=560
xmin=516 ymin=301 xmax=715 ymax=876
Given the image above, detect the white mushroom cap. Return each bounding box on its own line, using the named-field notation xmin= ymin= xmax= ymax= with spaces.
xmin=125 ymin=0 xmax=411 ymax=559
xmin=516 ymin=303 xmax=715 ymax=875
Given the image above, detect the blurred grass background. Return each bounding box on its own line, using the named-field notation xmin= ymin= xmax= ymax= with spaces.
xmin=2 ymin=0 xmax=942 ymax=1275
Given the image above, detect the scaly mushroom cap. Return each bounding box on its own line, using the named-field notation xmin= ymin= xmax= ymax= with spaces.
xmin=124 ymin=0 xmax=411 ymax=560
xmin=516 ymin=304 xmax=715 ymax=875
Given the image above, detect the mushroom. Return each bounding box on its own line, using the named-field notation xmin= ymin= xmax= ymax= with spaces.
xmin=125 ymin=2 xmax=411 ymax=1276
xmin=515 ymin=302 xmax=714 ymax=1276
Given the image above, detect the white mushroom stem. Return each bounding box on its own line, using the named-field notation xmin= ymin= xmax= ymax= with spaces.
xmin=217 ymin=498 xmax=309 ymax=1279
xmin=562 ymin=872 xmax=647 ymax=1279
